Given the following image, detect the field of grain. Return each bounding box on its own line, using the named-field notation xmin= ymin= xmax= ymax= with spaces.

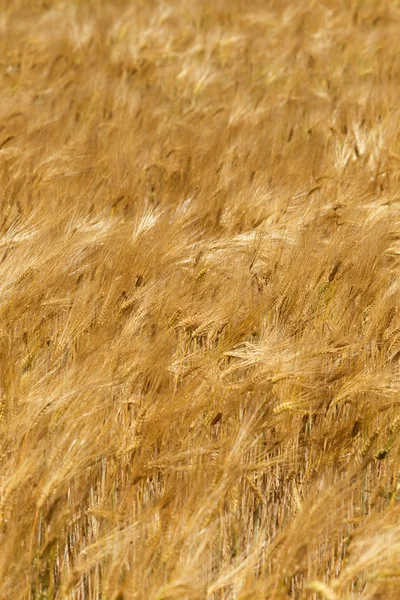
xmin=1 ymin=0 xmax=400 ymax=598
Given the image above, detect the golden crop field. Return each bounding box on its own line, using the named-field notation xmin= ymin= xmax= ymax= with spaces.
xmin=1 ymin=0 xmax=400 ymax=598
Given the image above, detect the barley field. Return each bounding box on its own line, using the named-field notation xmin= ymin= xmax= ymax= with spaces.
xmin=1 ymin=0 xmax=400 ymax=598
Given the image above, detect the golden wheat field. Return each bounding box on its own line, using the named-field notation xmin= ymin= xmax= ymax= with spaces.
xmin=2 ymin=0 xmax=400 ymax=598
